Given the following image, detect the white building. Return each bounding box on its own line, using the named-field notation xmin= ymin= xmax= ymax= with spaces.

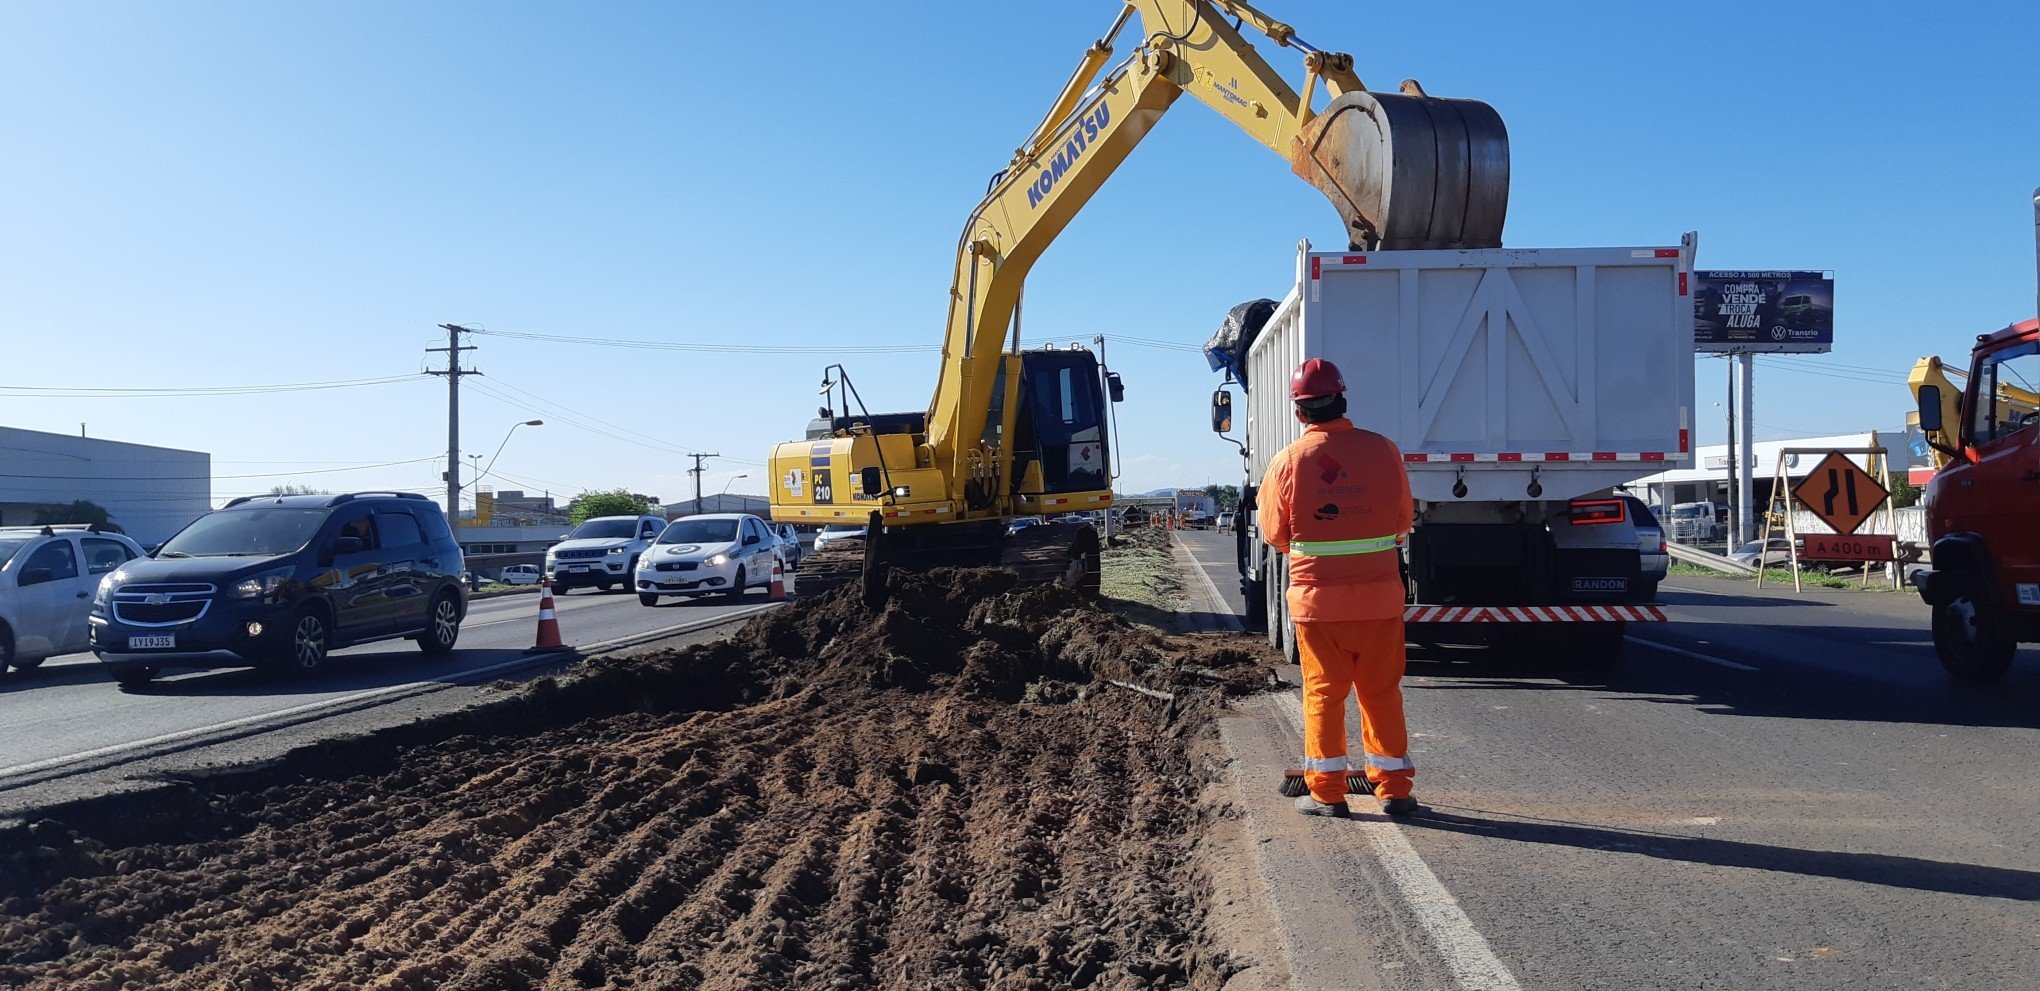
xmin=0 ymin=426 xmax=210 ymax=545
xmin=1631 ymin=430 xmax=1903 ymax=512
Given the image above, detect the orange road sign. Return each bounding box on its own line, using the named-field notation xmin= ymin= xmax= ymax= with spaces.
xmin=1791 ymin=451 xmax=1889 ymax=536
xmin=1801 ymin=533 xmax=1896 ymax=562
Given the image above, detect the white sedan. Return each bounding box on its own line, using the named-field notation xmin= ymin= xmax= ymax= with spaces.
xmin=634 ymin=513 xmax=779 ymax=605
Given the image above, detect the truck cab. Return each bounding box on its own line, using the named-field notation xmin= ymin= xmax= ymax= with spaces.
xmin=1913 ymin=316 xmax=2040 ymax=681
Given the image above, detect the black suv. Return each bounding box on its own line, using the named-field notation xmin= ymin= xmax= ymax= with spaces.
xmin=90 ymin=492 xmax=467 ymax=687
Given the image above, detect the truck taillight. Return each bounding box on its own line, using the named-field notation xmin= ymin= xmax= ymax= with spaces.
xmin=1569 ymin=499 xmax=1626 ymax=525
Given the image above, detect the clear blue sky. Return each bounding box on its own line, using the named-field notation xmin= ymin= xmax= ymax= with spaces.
xmin=3 ymin=1 xmax=2036 ymax=510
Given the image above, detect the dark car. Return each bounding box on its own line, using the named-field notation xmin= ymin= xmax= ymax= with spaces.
xmin=90 ymin=492 xmax=467 ymax=687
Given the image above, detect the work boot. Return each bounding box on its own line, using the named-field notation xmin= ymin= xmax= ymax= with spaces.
xmin=1293 ymin=796 xmax=1350 ymax=818
xmin=1379 ymin=796 xmax=1419 ymax=817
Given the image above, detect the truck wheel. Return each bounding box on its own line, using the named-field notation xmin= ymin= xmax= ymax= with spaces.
xmin=1242 ymin=576 xmax=1268 ymax=632
xmin=1266 ymin=566 xmax=1285 ymax=652
xmin=1932 ymin=569 xmax=2016 ymax=683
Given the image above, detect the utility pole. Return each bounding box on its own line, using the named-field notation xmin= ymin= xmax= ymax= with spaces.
xmin=427 ymin=324 xmax=481 ymax=540
xmin=688 ymin=452 xmax=719 ymax=515
xmin=1725 ymin=355 xmax=1738 ymax=546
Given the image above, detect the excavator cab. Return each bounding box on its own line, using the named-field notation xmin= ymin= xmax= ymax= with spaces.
xmin=1010 ymin=346 xmax=1113 ymax=497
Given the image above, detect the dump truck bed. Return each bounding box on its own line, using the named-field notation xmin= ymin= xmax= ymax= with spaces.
xmin=1245 ymin=239 xmax=1695 ymax=503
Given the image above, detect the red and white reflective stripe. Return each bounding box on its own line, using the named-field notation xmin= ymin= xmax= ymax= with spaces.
xmin=1403 ymin=452 xmax=1677 ymax=464
xmin=1402 ymin=605 xmax=1666 ymax=623
xmin=883 ymin=506 xmax=952 ymax=519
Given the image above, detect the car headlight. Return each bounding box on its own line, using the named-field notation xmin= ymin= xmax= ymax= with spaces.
xmin=93 ymin=571 xmax=121 ymax=606
xmin=704 ymin=553 xmax=729 ymax=567
xmin=232 ymin=567 xmax=293 ymax=599
xmin=606 ymin=546 xmax=628 ymax=555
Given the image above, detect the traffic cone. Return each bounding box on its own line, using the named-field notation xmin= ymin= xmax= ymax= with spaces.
xmin=770 ymin=557 xmax=788 ymax=600
xmin=528 ymin=577 xmax=564 ymax=652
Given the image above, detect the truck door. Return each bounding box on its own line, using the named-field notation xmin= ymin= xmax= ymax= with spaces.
xmin=1963 ymin=341 xmax=2040 ymax=603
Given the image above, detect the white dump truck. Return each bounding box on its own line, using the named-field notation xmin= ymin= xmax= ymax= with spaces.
xmin=1208 ymin=237 xmax=1696 ymax=665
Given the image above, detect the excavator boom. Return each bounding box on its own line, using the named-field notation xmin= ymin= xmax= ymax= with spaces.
xmin=769 ymin=1 xmax=1511 ymax=601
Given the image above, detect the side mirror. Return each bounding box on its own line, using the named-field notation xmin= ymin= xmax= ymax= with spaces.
xmin=744 ymin=533 xmax=761 ymax=545
xmin=330 ymin=536 xmax=366 ymax=557
xmin=1915 ymin=384 xmax=1943 ymax=433
xmin=860 ymin=466 xmax=884 ymax=497
xmin=1211 ymin=389 xmax=1234 ymax=433
xmin=18 ymin=567 xmax=55 ymax=587
xmin=1106 ymin=371 xmax=1125 ymax=403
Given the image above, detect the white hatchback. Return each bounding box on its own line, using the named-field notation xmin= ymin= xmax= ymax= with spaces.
xmin=634 ymin=514 xmax=779 ymax=605
xmin=0 ymin=526 xmax=146 ymax=675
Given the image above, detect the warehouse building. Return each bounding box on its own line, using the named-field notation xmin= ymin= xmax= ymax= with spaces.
xmin=0 ymin=426 xmax=210 ymax=545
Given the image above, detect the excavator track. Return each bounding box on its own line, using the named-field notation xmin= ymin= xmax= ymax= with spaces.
xmin=792 ymin=515 xmax=1101 ymax=607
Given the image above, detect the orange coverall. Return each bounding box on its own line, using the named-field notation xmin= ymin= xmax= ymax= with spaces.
xmin=1259 ymin=417 xmax=1414 ymax=805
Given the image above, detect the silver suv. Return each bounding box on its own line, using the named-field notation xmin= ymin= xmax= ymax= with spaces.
xmin=0 ymin=526 xmax=146 ymax=674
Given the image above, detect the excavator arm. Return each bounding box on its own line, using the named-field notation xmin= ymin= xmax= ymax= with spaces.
xmin=770 ymin=2 xmax=1510 ymax=602
xmin=926 ymin=0 xmax=1511 ymax=507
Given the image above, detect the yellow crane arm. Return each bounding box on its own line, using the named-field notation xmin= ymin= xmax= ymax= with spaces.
xmin=1908 ymin=354 xmax=2040 ymax=467
xmin=924 ymin=0 xmax=1509 ymax=496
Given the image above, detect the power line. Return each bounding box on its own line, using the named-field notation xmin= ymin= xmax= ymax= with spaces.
xmin=0 ymin=375 xmax=419 ymax=398
xmin=467 ymin=325 xmax=1200 ymax=356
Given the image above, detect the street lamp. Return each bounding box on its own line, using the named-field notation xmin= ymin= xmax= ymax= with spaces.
xmin=469 ymin=420 xmax=543 ymax=490
xmin=717 ymin=473 xmax=749 ymax=511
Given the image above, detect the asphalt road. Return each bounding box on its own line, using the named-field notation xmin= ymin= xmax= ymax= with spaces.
xmin=0 ymin=584 xmax=778 ymax=806
xmin=1177 ymin=529 xmax=2040 ymax=991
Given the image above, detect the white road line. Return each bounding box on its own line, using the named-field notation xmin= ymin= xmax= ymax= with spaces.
xmin=1270 ymin=693 xmax=1523 ymax=991
xmin=1661 ymin=583 xmax=1748 ymax=598
xmin=0 ymin=605 xmax=775 ymax=785
xmin=1175 ymin=535 xmax=1245 ymax=632
xmin=1627 ymin=637 xmax=1759 ymax=671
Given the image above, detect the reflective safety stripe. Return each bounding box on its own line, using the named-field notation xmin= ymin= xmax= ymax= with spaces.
xmin=1290 ymin=534 xmax=1400 ymax=557
xmin=1302 ymin=754 xmax=1350 ymax=772
xmin=1364 ymin=752 xmax=1414 ymax=772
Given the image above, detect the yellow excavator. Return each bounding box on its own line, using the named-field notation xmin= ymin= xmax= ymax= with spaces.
xmin=1907 ymin=354 xmax=2040 ymax=469
xmin=768 ymin=0 xmax=1510 ymax=603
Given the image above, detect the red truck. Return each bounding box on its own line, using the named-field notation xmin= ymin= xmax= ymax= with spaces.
xmin=1910 ymin=187 xmax=2040 ymax=682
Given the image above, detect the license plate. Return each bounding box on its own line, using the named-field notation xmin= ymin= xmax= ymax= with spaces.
xmin=568 ymin=565 xmax=590 ymax=572
xmin=128 ymin=634 xmax=176 ymax=650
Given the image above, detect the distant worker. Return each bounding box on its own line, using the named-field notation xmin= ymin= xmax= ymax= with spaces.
xmin=1259 ymin=358 xmax=1416 ymax=818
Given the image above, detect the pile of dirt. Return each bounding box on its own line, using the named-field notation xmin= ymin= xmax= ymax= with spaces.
xmin=0 ymin=569 xmax=1277 ymax=990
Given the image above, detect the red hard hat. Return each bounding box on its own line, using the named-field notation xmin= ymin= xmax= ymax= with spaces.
xmin=1290 ymin=357 xmax=1346 ymax=400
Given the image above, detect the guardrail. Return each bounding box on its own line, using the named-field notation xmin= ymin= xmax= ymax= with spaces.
xmin=1666 ymin=541 xmax=1758 ymax=577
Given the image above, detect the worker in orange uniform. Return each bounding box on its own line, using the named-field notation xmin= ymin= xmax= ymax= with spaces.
xmin=1259 ymin=357 xmax=1417 ymax=818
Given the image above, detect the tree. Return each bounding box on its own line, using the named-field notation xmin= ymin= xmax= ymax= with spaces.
xmin=1201 ymin=483 xmax=1240 ymax=511
xmin=568 ymin=489 xmax=652 ymax=524
xmin=268 ymin=483 xmax=331 ymax=496
xmin=1889 ymin=477 xmax=1921 ymax=509
xmin=34 ymin=499 xmax=121 ymax=532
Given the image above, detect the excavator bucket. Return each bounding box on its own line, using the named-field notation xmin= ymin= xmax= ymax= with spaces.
xmin=1291 ymin=91 xmax=1510 ymax=251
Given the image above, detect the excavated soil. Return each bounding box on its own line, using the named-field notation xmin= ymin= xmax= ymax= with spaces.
xmin=0 ymin=569 xmax=1277 ymax=990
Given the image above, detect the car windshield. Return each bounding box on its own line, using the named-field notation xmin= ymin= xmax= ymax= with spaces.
xmin=0 ymin=535 xmax=35 ymax=569
xmin=1673 ymin=506 xmax=1708 ymax=518
xmin=820 ymin=524 xmax=864 ymax=534
xmin=658 ymin=519 xmax=738 ymax=544
xmin=567 ymin=519 xmax=639 ymax=540
xmin=158 ymin=509 xmax=329 ymax=558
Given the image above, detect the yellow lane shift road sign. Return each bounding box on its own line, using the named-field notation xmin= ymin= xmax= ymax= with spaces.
xmin=1791 ymin=451 xmax=1889 ymax=536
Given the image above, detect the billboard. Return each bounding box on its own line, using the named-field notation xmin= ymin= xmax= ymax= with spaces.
xmin=1693 ymin=270 xmax=1833 ymax=353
